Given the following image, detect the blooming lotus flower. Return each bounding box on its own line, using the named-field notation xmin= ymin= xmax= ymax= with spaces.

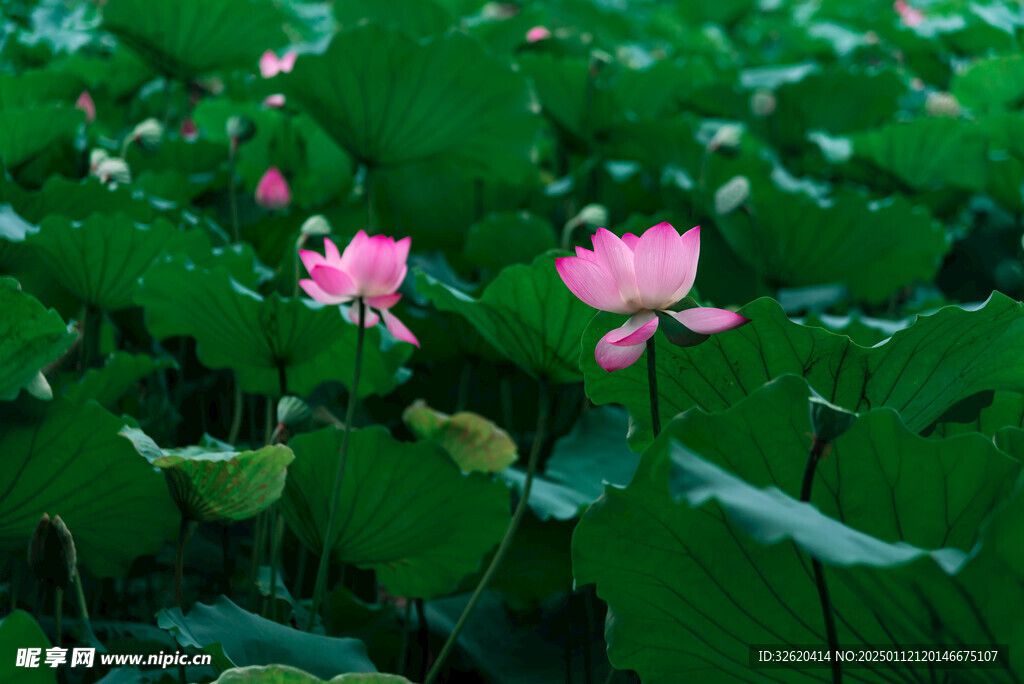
xmin=75 ymin=91 xmax=95 ymax=124
xmin=556 ymin=222 xmax=749 ymax=372
xmin=299 ymin=231 xmax=419 ymax=347
xmin=526 ymin=26 xmax=551 ymax=42
xmin=255 ymin=167 xmax=291 ymax=209
xmin=262 ymin=93 xmax=286 ymax=108
xmin=894 ymin=0 xmax=924 ymax=27
xmin=260 ymin=50 xmax=297 ymax=78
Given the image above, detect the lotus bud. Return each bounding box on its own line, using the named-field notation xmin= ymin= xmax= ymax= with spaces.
xmin=89 ymin=148 xmax=110 ymax=173
xmin=926 ymin=91 xmax=961 ymax=118
xmin=526 ymin=26 xmax=551 ymax=43
xmin=226 ymin=115 xmax=255 ymax=144
xmin=93 ymin=157 xmax=132 ymax=186
xmin=255 ymin=167 xmax=291 ymax=210
xmin=262 ymin=94 xmax=286 ymax=109
xmin=180 ymin=115 xmax=199 ymax=141
xmin=131 ymin=118 xmax=164 ymax=149
xmin=562 ymin=203 xmax=609 ymax=245
xmin=301 ymin=214 xmax=332 ymax=237
xmin=749 ymin=89 xmax=776 ymax=117
xmin=75 ymin=91 xmax=95 ymax=124
xmin=708 ymin=123 xmax=743 ymax=152
xmin=28 ymin=514 xmax=77 ymax=589
xmin=714 ymin=176 xmax=751 ymax=215
xmin=277 ymin=396 xmax=311 ymax=427
xmin=23 ymin=371 xmax=52 ymax=400
xmin=808 ymin=394 xmax=857 ymax=446
xmin=481 ymin=2 xmax=518 ymax=20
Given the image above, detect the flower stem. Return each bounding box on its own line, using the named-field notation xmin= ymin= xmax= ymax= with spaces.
xmin=305 ymin=298 xmax=367 ymax=631
xmin=646 ymin=337 xmax=661 ymax=437
xmin=248 ymin=511 xmax=266 ymax=611
xmin=801 ymin=438 xmax=841 ymax=684
xmin=174 ymin=516 xmax=196 ymax=609
xmin=424 ymin=380 xmax=551 ymax=684
xmin=398 ymin=600 xmax=412 ymax=676
xmin=72 ymin=569 xmax=99 ymax=648
xmin=228 ymin=141 xmax=240 ymax=243
xmin=54 ymin=587 xmax=62 ymax=648
xmin=227 ymin=381 xmax=243 ymax=445
xmin=268 ymin=512 xmax=285 ymax=621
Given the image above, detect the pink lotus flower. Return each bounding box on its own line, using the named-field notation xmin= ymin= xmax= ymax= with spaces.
xmin=299 ymin=231 xmax=419 ymax=347
xmin=263 ymin=93 xmax=286 ymax=108
xmin=255 ymin=167 xmax=291 ymax=209
xmin=894 ymin=0 xmax=924 ymax=27
xmin=260 ymin=50 xmax=297 ymax=78
xmin=526 ymin=26 xmax=551 ymax=43
xmin=180 ymin=115 xmax=199 ymax=141
xmin=556 ymin=222 xmax=749 ymax=372
xmin=75 ymin=91 xmax=95 ymax=124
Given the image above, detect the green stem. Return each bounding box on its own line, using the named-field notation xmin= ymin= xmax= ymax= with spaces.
xmin=646 ymin=338 xmax=661 ymax=437
xmin=268 ymin=512 xmax=285 ymax=621
xmin=398 ymin=600 xmax=412 ymax=677
xmin=228 ymin=142 xmax=240 ymax=243
xmin=292 ymin=545 xmax=308 ymax=601
xmin=801 ymin=439 xmax=841 ymax=684
xmin=424 ymin=380 xmax=551 ymax=684
xmin=249 ymin=511 xmax=267 ymax=611
xmin=228 ymin=381 xmax=243 ymax=445
xmin=173 ymin=516 xmax=195 ymax=609
xmin=305 ymin=298 xmax=367 ymax=631
xmin=72 ymin=569 xmax=102 ymax=650
xmin=365 ymin=166 xmax=376 ymax=234
xmin=54 ymin=587 xmax=62 ymax=648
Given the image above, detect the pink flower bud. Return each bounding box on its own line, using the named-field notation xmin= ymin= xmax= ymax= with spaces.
xmin=894 ymin=0 xmax=924 ymax=27
xmin=75 ymin=91 xmax=95 ymax=124
xmin=180 ymin=115 xmax=199 ymax=141
xmin=263 ymin=93 xmax=286 ymax=108
xmin=255 ymin=167 xmax=291 ymax=210
xmin=526 ymin=26 xmax=551 ymax=43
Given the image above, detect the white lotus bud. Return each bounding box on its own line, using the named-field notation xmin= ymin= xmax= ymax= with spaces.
xmin=925 ymin=91 xmax=961 ymax=118
xmin=277 ymin=396 xmax=311 ymax=426
xmin=708 ymin=124 xmax=743 ymax=151
xmin=749 ymin=89 xmax=777 ymax=118
xmin=131 ymin=117 xmax=164 ymax=149
xmin=93 ymin=157 xmax=132 ymax=185
xmin=300 ymin=215 xmax=332 ymax=237
xmin=714 ymin=176 xmax=751 ymax=216
xmin=574 ymin=203 xmax=609 ymax=227
xmin=89 ymin=148 xmax=109 ymax=173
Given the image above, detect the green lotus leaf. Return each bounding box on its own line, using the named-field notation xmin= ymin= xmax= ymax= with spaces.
xmin=0 ymin=105 xmax=83 ymax=169
xmin=0 ymin=277 xmax=74 ymax=401
xmin=402 ymin=399 xmax=518 ymax=473
xmin=0 ymin=175 xmax=158 ymax=224
xmin=65 ymin=352 xmax=175 ymax=410
xmin=583 ymin=293 xmax=1024 ymax=447
xmin=279 ymin=425 xmax=509 ymax=599
xmin=952 ymin=53 xmax=1024 ymax=113
xmin=282 ymin=24 xmax=538 ymax=180
xmin=158 ymin=597 xmax=377 ymax=679
xmin=28 ymin=213 xmax=210 ymax=311
xmin=463 ymin=211 xmax=557 ymax=276
xmin=0 ymin=70 xmax=85 ymax=109
xmin=212 ymin=667 xmax=411 ymax=684
xmin=333 ymin=0 xmax=452 ymax=37
xmin=545 ymin=406 xmax=640 ymax=502
xmin=573 ymin=376 xmax=1023 ymax=682
xmin=122 ymin=429 xmax=294 ymax=523
xmin=0 ymin=398 xmax=178 ymax=577
xmin=135 ymin=254 xmax=412 ymax=397
xmin=417 ymin=252 xmax=594 ymax=384
xmin=929 ymin=390 xmax=1024 ymax=438
xmin=0 ymin=611 xmax=55 ymax=684
xmin=103 ymin=0 xmax=289 ymax=79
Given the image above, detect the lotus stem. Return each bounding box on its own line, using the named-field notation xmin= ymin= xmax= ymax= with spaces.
xmin=228 ymin=142 xmax=240 ymax=243
xmin=268 ymin=512 xmax=285 ymax=621
xmin=398 ymin=600 xmax=412 ymax=676
xmin=228 ymin=381 xmax=243 ymax=445
xmin=424 ymin=380 xmax=551 ymax=684
xmin=646 ymin=337 xmax=661 ymax=437
xmin=365 ymin=166 xmax=376 ymax=235
xmin=248 ymin=511 xmax=267 ymax=611
xmin=72 ymin=569 xmax=99 ymax=648
xmin=801 ymin=438 xmax=841 ymax=684
xmin=415 ymin=598 xmax=429 ymax=681
xmin=306 ymin=298 xmax=367 ymax=631
xmin=292 ymin=545 xmax=307 ymax=601
xmin=173 ymin=516 xmax=196 ymax=609
xmin=54 ymin=587 xmax=62 ymax=647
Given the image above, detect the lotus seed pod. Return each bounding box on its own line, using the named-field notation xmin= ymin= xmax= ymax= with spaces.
xmin=28 ymin=514 xmax=77 ymax=589
xmin=93 ymin=157 xmax=132 ymax=185
xmin=749 ymin=89 xmax=777 ymax=117
xmin=131 ymin=117 xmax=164 ymax=149
xmin=277 ymin=396 xmax=312 ymax=427
xmin=226 ymin=115 xmax=256 ymax=143
xmin=925 ymin=91 xmax=961 ymax=118
xmin=708 ymin=123 xmax=743 ymax=151
xmin=300 ymin=215 xmax=332 ymax=237
xmin=714 ymin=176 xmax=751 ymax=215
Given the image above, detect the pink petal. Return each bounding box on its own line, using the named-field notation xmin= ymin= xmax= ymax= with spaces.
xmin=620 ymin=233 xmax=639 ymax=251
xmin=75 ymin=91 xmax=95 ymax=124
xmin=634 ymin=222 xmax=686 ymax=310
xmin=574 ymin=246 xmax=600 ymax=264
xmin=381 ymin=310 xmax=420 ymax=347
xmin=665 ymin=307 xmax=751 ymax=334
xmin=338 ymin=230 xmax=369 ymax=272
xmin=668 ymin=226 xmax=701 ymax=302
xmin=311 ymin=265 xmax=355 ymax=297
xmin=348 ymin=305 xmax=381 ymax=327
xmin=555 ymin=256 xmax=634 ymax=314
xmin=263 ymin=94 xmax=286 ymax=108
xmin=595 ymin=327 xmax=647 ymax=372
xmin=279 ymin=51 xmax=297 ymax=73
xmin=299 ymin=279 xmax=350 ymax=305
xmin=299 ymin=249 xmax=326 ymax=275
xmin=526 ymin=26 xmax=551 ymax=43
xmin=592 ymin=228 xmax=640 ymax=307
xmin=259 ymin=50 xmax=279 ymax=78
xmin=608 ymin=311 xmax=659 ymax=347
xmin=366 ymin=293 xmax=402 ymax=310
xmin=323 ymin=237 xmax=341 ymax=265
xmin=346 ymin=235 xmax=399 ymax=296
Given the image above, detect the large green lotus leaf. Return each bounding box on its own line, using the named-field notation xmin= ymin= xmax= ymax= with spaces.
xmin=28 ymin=213 xmax=209 ymax=311
xmin=212 ymin=667 xmax=410 ymax=684
xmin=952 ymin=53 xmax=1024 ymax=112
xmin=64 ymin=352 xmax=175 ymax=409
xmin=0 ymin=398 xmax=178 ymax=577
xmin=416 ymin=252 xmax=594 ymax=384
xmin=0 ymin=105 xmax=83 ymax=168
xmin=930 ymin=390 xmax=1024 ymax=438
xmin=102 ymin=0 xmax=289 ymax=79
xmin=0 ymin=278 xmax=74 ymax=401
xmin=463 ymin=211 xmax=557 ymax=276
xmin=333 ymin=0 xmax=452 ymax=37
xmin=402 ymin=400 xmax=518 ymax=473
xmin=282 ymin=24 xmax=538 ymax=180
xmin=0 ymin=205 xmax=38 ymax=267
xmin=713 ymin=180 xmax=949 ymax=303
xmin=0 ymin=611 xmax=56 ymax=684
xmin=135 ymin=255 xmax=412 ymax=397
xmin=279 ymin=425 xmax=509 ymax=599
xmin=0 ymin=175 xmax=158 ymax=224
xmin=573 ymin=387 xmax=1024 ymax=681
xmin=158 ymin=597 xmax=377 ymax=679
xmin=59 ymin=48 xmax=156 ymax=101
xmin=122 ymin=429 xmax=294 ymax=522
xmin=848 ymin=118 xmax=989 ymax=191
xmin=0 ymin=70 xmax=85 ymax=109
xmin=582 ymin=293 xmax=1024 ymax=446
xmin=545 ymin=406 xmax=640 ymax=502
